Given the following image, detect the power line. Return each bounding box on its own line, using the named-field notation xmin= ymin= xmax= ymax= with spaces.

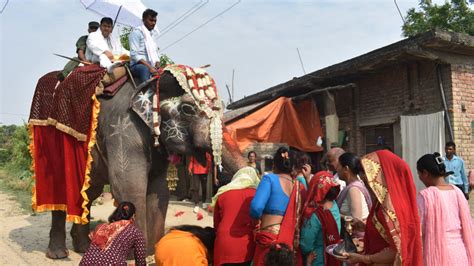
xmin=159 ymin=0 xmax=208 ymax=35
xmin=160 ymin=0 xmax=241 ymax=52
xmin=393 ymin=0 xmax=406 ymax=25
xmin=158 ymin=0 xmax=209 ymax=39
xmin=0 ymin=113 xmax=28 ymax=117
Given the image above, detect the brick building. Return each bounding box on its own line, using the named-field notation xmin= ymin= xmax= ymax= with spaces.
xmin=225 ymin=30 xmax=474 ymax=202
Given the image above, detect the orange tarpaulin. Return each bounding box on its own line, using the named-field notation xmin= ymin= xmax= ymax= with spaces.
xmin=226 ymin=97 xmax=324 ymax=152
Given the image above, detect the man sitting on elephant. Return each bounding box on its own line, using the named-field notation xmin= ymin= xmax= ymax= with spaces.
xmin=58 ymin=21 xmax=99 ymax=81
xmin=129 ymin=8 xmax=161 ymax=85
xmin=86 ymin=17 xmax=129 ymax=73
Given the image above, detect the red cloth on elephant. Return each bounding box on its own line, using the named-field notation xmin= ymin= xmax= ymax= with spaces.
xmin=29 ymin=66 xmax=103 ymax=224
xmin=31 ymin=109 xmax=98 ymax=223
xmin=188 ymin=153 xmax=211 ymax=174
xmin=29 ymin=64 xmax=105 ymax=141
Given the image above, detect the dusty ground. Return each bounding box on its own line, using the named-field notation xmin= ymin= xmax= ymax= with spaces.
xmin=0 ymin=190 xmax=212 ymax=265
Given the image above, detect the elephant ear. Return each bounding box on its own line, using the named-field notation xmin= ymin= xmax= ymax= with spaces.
xmin=130 ymin=84 xmax=155 ymax=132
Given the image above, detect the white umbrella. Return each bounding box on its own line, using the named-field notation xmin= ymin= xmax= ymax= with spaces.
xmin=80 ymin=0 xmax=146 ymax=28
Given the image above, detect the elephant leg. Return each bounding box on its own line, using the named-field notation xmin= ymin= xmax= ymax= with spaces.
xmin=109 ymin=167 xmax=149 ymax=252
xmin=146 ymin=158 xmax=170 ymax=254
xmin=46 ymin=211 xmax=68 ymax=259
xmin=70 ymin=184 xmax=104 ymax=253
xmin=71 ymin=146 xmax=107 ymax=253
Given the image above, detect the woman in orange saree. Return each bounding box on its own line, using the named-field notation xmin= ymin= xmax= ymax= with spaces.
xmin=341 ymin=150 xmax=422 ymax=265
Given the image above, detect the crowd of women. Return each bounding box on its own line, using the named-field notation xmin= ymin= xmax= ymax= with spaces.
xmin=80 ymin=147 xmax=474 ymax=266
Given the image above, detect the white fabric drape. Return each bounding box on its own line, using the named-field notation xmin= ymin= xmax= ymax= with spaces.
xmin=324 ymin=92 xmax=339 ymax=149
xmin=401 ymin=111 xmax=445 ymax=192
xmin=138 ymin=25 xmax=160 ymax=67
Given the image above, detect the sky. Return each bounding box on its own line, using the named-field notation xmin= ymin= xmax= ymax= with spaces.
xmin=0 ymin=0 xmax=452 ymax=125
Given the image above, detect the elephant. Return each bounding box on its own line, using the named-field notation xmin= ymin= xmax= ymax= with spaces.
xmin=46 ymin=71 xmax=247 ymax=259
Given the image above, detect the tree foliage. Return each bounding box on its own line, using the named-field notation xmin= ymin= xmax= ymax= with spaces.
xmin=0 ymin=124 xmax=33 ymax=190
xmin=119 ymin=26 xmax=175 ymax=68
xmin=402 ymin=0 xmax=474 ymax=37
xmin=0 ymin=124 xmax=17 ymax=166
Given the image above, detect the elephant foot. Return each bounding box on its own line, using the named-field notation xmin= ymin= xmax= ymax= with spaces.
xmin=46 ymin=247 xmax=69 ymax=259
xmin=72 ymin=236 xmax=90 ymax=253
xmin=47 ymin=214 xmax=68 ymax=260
xmin=71 ymin=223 xmax=91 ymax=253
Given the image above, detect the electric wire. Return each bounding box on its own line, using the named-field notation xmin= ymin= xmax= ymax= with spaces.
xmin=160 ymin=0 xmax=241 ymax=52
xmin=0 ymin=0 xmax=9 ymax=14
xmin=160 ymin=0 xmax=205 ymax=32
xmin=158 ymin=0 xmax=209 ymax=39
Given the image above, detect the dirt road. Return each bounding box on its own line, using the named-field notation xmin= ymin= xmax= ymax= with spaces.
xmin=0 ymin=190 xmax=212 ymax=265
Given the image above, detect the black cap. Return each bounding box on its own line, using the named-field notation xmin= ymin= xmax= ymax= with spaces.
xmin=88 ymin=21 xmax=100 ymax=29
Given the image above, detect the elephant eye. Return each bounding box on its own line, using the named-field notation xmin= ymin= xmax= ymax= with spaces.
xmin=181 ymin=104 xmax=197 ymax=117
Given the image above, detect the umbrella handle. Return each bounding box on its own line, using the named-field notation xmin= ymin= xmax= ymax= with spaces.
xmin=112 ymin=5 xmax=123 ymax=31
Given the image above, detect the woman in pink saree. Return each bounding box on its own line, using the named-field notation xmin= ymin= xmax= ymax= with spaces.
xmin=416 ymin=152 xmax=474 ymax=265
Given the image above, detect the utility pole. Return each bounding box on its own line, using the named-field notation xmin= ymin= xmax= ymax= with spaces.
xmin=225 ymin=84 xmax=233 ymax=104
xmin=297 ymin=48 xmax=306 ymax=75
xmin=231 ymin=69 xmax=235 ymax=101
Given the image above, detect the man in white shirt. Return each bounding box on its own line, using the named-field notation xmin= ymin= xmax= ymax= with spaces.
xmin=129 ymin=9 xmax=160 ymax=84
xmin=86 ymin=17 xmax=129 ymax=73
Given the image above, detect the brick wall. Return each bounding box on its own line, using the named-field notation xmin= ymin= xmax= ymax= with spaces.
xmin=450 ymin=64 xmax=474 ymax=171
xmin=242 ymin=142 xmax=288 ymax=171
xmin=449 ymin=64 xmax=474 ymax=214
xmin=336 ymin=61 xmax=444 ymax=155
xmin=333 ymin=61 xmax=473 ymax=214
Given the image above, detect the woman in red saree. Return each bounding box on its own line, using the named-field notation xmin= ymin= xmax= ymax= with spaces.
xmin=250 ymin=147 xmax=305 ymax=266
xmin=341 ymin=150 xmax=422 ymax=265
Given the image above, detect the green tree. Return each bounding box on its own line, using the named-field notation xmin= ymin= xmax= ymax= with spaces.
xmin=402 ymin=0 xmax=474 ymax=37
xmin=119 ymin=26 xmax=175 ymax=68
xmin=0 ymin=124 xmax=17 ymax=166
xmin=0 ymin=124 xmax=33 ymax=191
xmin=9 ymin=125 xmax=32 ymax=174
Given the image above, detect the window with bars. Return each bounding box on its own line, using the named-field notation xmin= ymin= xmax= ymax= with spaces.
xmin=364 ymin=124 xmax=394 ymax=154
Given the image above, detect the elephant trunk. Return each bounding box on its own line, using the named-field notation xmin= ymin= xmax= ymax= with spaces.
xmin=220 ymin=128 xmax=246 ymax=176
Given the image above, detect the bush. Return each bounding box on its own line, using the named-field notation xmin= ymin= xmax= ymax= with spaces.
xmin=0 ymin=124 xmax=33 ymax=191
xmin=0 ymin=124 xmax=17 ymax=166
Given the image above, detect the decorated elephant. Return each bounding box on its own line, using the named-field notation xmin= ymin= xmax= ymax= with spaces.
xmin=34 ymin=66 xmax=246 ymax=258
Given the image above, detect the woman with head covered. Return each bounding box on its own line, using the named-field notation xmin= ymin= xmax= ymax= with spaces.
xmin=339 ymin=150 xmax=422 ymax=265
xmin=300 ymin=170 xmax=342 ymax=266
xmin=212 ymin=167 xmax=260 ymax=266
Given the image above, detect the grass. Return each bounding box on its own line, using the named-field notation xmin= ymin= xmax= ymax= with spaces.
xmin=0 ymin=168 xmax=34 ymax=214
